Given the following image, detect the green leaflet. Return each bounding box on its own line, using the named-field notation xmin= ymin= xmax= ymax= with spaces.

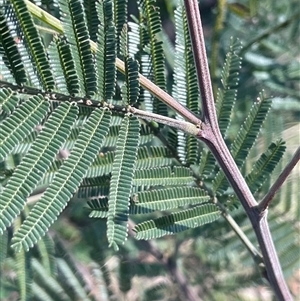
xmin=84 ymin=0 xmax=99 ymax=42
xmin=0 ymin=87 xmax=19 ymax=114
xmin=246 ymin=139 xmax=286 ymax=193
xmin=213 ymin=93 xmax=272 ymax=194
xmin=31 ymin=258 xmax=71 ymax=301
xmin=88 ymin=187 xmax=210 ymax=216
xmin=88 ymin=187 xmax=210 ymax=218
xmin=0 ymin=95 xmax=49 ymax=162
xmin=120 ymin=25 xmax=140 ymax=106
xmin=132 ymin=187 xmax=210 ymax=214
xmin=231 ymin=94 xmax=272 ymax=166
xmin=42 ymin=145 xmax=172 ymax=184
xmin=0 ymin=231 xmax=8 ymax=268
xmin=96 ymin=0 xmax=116 ymax=101
xmin=138 ymin=0 xmax=167 ymax=116
xmin=133 ymin=166 xmax=194 ymax=187
xmin=77 ymin=175 xmax=111 ymax=199
xmin=107 ymin=116 xmax=140 ymax=250
xmin=15 ymin=248 xmax=32 ymax=300
xmin=134 ymin=204 xmax=221 ymax=240
xmin=56 ymin=258 xmax=90 ymax=300
xmin=36 ymin=234 xmax=57 ymax=277
xmin=121 ymin=55 xmax=140 ymax=105
xmin=14 ymin=217 xmax=33 ymax=301
xmin=0 ymin=102 xmax=78 ymax=234
xmin=216 ymin=38 xmax=242 ymax=137
xmin=11 ymin=0 xmax=55 ymax=90
xmin=113 ymin=0 xmax=128 ymax=52
xmin=11 ymin=109 xmax=111 ymax=252
xmin=88 ymin=197 xmax=109 ymax=218
xmin=136 ymin=146 xmax=173 ymax=169
xmin=59 ymin=0 xmax=96 ymax=97
xmin=52 ymin=36 xmax=79 ymax=95
xmin=119 ymin=255 xmax=131 ymax=293
xmin=173 ymin=3 xmax=198 ymax=165
xmin=0 ymin=11 xmax=26 ymax=85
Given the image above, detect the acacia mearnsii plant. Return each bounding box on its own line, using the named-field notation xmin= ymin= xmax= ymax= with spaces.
xmin=0 ymin=0 xmax=299 ymax=300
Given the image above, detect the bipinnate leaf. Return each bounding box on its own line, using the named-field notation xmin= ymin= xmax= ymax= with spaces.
xmin=134 ymin=204 xmax=221 ymax=240
xmin=11 ymin=109 xmax=111 ymax=252
xmin=107 ymin=116 xmax=140 ymax=250
xmin=0 ymin=102 xmax=78 ymax=234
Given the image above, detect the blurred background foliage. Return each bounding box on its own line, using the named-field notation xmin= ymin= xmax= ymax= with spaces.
xmin=0 ymin=0 xmax=299 ymax=300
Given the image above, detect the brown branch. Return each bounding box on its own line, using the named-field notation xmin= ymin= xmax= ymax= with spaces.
xmin=258 ymin=147 xmax=300 ymax=212
xmin=184 ymin=0 xmax=257 ymax=209
xmin=183 ymin=1 xmax=293 ymax=300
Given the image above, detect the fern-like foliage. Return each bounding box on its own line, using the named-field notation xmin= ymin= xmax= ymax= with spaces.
xmin=88 ymin=186 xmax=210 ymax=216
xmin=120 ymin=25 xmax=140 ymax=106
xmin=0 ymin=11 xmax=26 ymax=85
xmin=59 ymin=0 xmax=96 ymax=97
xmin=246 ymin=139 xmax=286 ymax=194
xmin=11 ymin=0 xmax=55 ymax=90
xmin=0 ymin=95 xmax=49 ymax=163
xmin=96 ymin=0 xmax=116 ymax=101
xmin=134 ymin=204 xmax=221 ymax=239
xmin=0 ymin=0 xmax=292 ymax=259
xmin=133 ymin=166 xmax=193 ymax=187
xmin=0 ymin=1 xmax=298 ymax=300
xmin=52 ymin=36 xmax=79 ymax=95
xmin=107 ymin=115 xmax=140 ymax=250
xmin=0 ymin=87 xmax=19 ymax=115
xmin=113 ymin=0 xmax=127 ymax=51
xmin=11 ymin=109 xmax=111 ymax=251
xmin=0 ymin=102 xmax=77 ymax=233
xmin=173 ymin=2 xmax=199 ymax=165
xmin=84 ymin=0 xmax=99 ymax=42
xmin=137 ymin=0 xmax=168 ymax=116
xmin=14 ymin=216 xmax=33 ymax=300
xmin=213 ymin=92 xmax=272 ymax=194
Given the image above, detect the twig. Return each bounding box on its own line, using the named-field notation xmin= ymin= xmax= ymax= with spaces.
xmin=258 ymin=147 xmax=300 ymax=212
xmin=184 ymin=1 xmax=292 ymax=300
xmin=184 ymin=0 xmax=257 ymax=209
xmin=218 ymin=201 xmax=263 ymax=263
xmin=128 ymin=106 xmax=200 ymax=136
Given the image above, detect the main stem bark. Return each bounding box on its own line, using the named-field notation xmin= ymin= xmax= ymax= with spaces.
xmin=184 ymin=0 xmax=292 ymax=299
